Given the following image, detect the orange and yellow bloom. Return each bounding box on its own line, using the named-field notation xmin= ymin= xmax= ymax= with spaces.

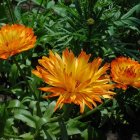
xmin=0 ymin=24 xmax=36 ymax=59
xmin=111 ymin=57 xmax=140 ymax=90
xmin=32 ymin=49 xmax=115 ymax=113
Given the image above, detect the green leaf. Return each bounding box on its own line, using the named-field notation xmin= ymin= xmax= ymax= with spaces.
xmin=57 ymin=35 xmax=69 ymax=42
xmin=41 ymin=128 xmax=54 ymax=140
xmin=14 ymin=114 xmax=36 ymax=128
xmin=14 ymin=109 xmax=37 ymax=128
xmin=43 ymin=101 xmax=56 ymax=120
xmin=121 ymin=4 xmax=140 ymax=19
xmin=57 ymin=36 xmax=73 ymax=47
xmin=67 ymin=125 xmax=81 ymax=136
xmin=67 ymin=119 xmax=87 ymax=135
xmin=37 ymin=117 xmax=48 ymax=129
xmin=81 ymin=129 xmax=88 ymax=140
xmin=44 ymin=128 xmax=57 ymax=140
xmin=47 ymin=1 xmax=55 ymax=9
xmin=31 ymin=0 xmax=45 ymax=6
xmin=20 ymin=132 xmax=34 ymax=139
xmin=7 ymin=100 xmax=22 ymax=108
xmin=29 ymin=100 xmax=37 ymax=114
xmin=128 ymin=17 xmax=140 ymax=25
xmin=52 ymin=6 xmax=67 ymax=17
xmin=0 ymin=104 xmax=7 ymax=136
xmin=0 ymin=104 xmax=5 ymax=117
xmin=14 ymin=6 xmax=21 ymax=21
xmin=121 ymin=19 xmax=138 ymax=26
xmin=9 ymin=64 xmax=18 ymax=85
xmin=74 ymin=0 xmax=83 ymax=17
xmin=99 ymin=109 xmax=109 ymax=127
xmin=21 ymin=96 xmax=33 ymax=103
xmin=4 ymin=118 xmax=14 ymax=134
xmin=47 ymin=122 xmax=60 ymax=135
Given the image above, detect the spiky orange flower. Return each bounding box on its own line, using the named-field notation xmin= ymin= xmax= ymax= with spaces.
xmin=111 ymin=57 xmax=140 ymax=90
xmin=0 ymin=24 xmax=36 ymax=59
xmin=32 ymin=49 xmax=115 ymax=113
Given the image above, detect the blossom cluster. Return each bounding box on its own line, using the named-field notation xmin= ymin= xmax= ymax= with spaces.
xmin=0 ymin=24 xmax=140 ymax=113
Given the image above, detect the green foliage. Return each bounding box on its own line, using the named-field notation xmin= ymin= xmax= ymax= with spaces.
xmin=0 ymin=0 xmax=140 ymax=139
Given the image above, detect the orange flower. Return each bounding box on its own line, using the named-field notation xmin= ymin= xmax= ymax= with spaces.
xmin=0 ymin=24 xmax=36 ymax=59
xmin=32 ymin=49 xmax=115 ymax=113
xmin=111 ymin=57 xmax=140 ymax=90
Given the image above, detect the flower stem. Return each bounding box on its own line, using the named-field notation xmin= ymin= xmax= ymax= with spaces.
xmin=48 ymin=113 xmax=64 ymax=123
xmin=74 ymin=99 xmax=112 ymax=120
xmin=12 ymin=57 xmax=37 ymax=99
xmin=45 ymin=100 xmax=112 ymax=123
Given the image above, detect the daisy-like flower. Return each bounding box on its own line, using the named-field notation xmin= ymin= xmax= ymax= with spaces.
xmin=0 ymin=24 xmax=36 ymax=59
xmin=111 ymin=57 xmax=140 ymax=90
xmin=32 ymin=49 xmax=115 ymax=113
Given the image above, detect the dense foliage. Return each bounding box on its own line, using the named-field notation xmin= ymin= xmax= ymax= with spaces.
xmin=0 ymin=0 xmax=140 ymax=139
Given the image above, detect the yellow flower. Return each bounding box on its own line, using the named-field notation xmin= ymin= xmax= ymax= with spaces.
xmin=111 ymin=57 xmax=140 ymax=90
xmin=32 ymin=49 xmax=115 ymax=113
xmin=87 ymin=18 xmax=95 ymax=25
xmin=0 ymin=24 xmax=36 ymax=59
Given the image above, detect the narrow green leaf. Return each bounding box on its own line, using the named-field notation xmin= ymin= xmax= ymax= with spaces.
xmin=74 ymin=0 xmax=83 ymax=17
xmin=57 ymin=35 xmax=69 ymax=42
xmin=43 ymin=101 xmax=56 ymax=119
xmin=121 ymin=4 xmax=140 ymax=19
xmin=14 ymin=109 xmax=37 ymax=128
xmin=128 ymin=17 xmax=140 ymax=25
xmin=14 ymin=6 xmax=21 ymax=21
xmin=14 ymin=113 xmax=36 ymax=128
xmin=9 ymin=64 xmax=18 ymax=85
xmin=42 ymin=127 xmax=53 ymax=140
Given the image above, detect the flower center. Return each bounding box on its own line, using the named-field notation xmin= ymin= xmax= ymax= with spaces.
xmin=125 ymin=68 xmax=136 ymax=78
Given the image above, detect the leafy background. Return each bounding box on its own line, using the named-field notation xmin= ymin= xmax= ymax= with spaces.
xmin=0 ymin=0 xmax=140 ymax=139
